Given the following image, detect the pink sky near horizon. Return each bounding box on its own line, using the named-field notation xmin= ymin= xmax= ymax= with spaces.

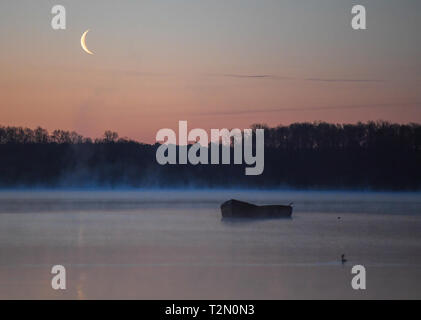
xmin=1 ymin=0 xmax=420 ymax=142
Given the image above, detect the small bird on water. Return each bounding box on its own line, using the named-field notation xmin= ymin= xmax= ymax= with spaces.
xmin=341 ymin=254 xmax=347 ymax=264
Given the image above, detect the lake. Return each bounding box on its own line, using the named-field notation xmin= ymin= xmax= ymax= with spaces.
xmin=0 ymin=190 xmax=420 ymax=299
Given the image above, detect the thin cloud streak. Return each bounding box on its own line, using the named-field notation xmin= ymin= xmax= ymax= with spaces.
xmin=190 ymin=102 xmax=421 ymax=116
xmin=219 ymin=74 xmax=293 ymax=80
xmin=206 ymin=73 xmax=385 ymax=83
xmin=305 ymin=78 xmax=384 ymax=83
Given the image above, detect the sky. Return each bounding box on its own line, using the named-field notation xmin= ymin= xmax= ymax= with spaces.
xmin=0 ymin=0 xmax=420 ymax=142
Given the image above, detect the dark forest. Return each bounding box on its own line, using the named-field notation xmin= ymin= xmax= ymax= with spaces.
xmin=1 ymin=121 xmax=420 ymax=190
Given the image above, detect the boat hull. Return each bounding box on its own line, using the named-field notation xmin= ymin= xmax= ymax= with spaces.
xmin=220 ymin=199 xmax=292 ymax=219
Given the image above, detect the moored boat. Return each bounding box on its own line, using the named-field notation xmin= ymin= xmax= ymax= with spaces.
xmin=220 ymin=199 xmax=293 ymax=219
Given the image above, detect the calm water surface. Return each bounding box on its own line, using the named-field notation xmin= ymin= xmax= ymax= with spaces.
xmin=0 ymin=190 xmax=420 ymax=299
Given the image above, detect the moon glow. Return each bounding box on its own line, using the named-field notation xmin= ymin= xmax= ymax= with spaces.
xmin=80 ymin=30 xmax=94 ymax=55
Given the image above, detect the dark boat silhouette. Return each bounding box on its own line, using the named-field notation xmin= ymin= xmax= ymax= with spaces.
xmin=220 ymin=199 xmax=293 ymax=219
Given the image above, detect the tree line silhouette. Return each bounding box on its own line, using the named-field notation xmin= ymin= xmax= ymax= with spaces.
xmin=0 ymin=121 xmax=420 ymax=190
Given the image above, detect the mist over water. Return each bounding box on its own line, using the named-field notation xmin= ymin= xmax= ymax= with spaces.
xmin=0 ymin=190 xmax=420 ymax=299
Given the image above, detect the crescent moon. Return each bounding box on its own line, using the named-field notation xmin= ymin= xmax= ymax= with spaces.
xmin=80 ymin=30 xmax=94 ymax=55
